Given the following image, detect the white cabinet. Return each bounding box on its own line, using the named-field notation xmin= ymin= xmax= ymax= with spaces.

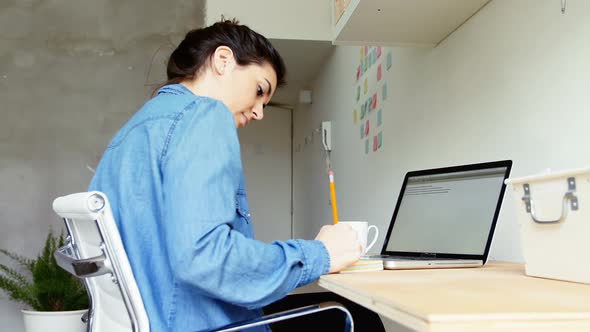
xmin=333 ymin=0 xmax=491 ymax=47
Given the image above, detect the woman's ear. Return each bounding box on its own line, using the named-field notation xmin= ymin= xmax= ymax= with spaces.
xmin=212 ymin=46 xmax=235 ymax=76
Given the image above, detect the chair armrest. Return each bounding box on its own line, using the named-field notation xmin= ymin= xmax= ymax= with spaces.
xmin=54 ymin=243 xmax=110 ymax=278
xmin=198 ymin=301 xmax=354 ymax=332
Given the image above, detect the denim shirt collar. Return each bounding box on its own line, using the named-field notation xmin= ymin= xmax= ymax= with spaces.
xmin=158 ymin=83 xmax=195 ymax=96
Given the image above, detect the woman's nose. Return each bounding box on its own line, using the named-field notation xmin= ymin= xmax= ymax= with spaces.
xmin=252 ymin=105 xmax=264 ymax=120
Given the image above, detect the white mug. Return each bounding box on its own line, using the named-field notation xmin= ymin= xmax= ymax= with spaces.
xmin=339 ymin=221 xmax=379 ymax=254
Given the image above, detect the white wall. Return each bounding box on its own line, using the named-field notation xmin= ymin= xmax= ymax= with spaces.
xmin=294 ymin=1 xmax=590 ymax=329
xmin=205 ymin=0 xmax=332 ymax=41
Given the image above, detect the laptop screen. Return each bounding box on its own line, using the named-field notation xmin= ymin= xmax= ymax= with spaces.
xmin=383 ymin=161 xmax=511 ymax=258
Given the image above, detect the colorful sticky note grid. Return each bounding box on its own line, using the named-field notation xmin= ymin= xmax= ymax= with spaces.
xmin=382 ymin=83 xmax=387 ymax=100
xmin=371 ymin=93 xmax=377 ymax=110
xmin=377 ymin=109 xmax=382 ymax=126
xmin=386 ymin=52 xmax=393 ymax=70
xmin=377 ymin=64 xmax=382 ymax=81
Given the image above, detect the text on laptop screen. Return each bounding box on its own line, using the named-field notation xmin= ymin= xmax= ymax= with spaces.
xmin=385 ymin=167 xmax=508 ymax=255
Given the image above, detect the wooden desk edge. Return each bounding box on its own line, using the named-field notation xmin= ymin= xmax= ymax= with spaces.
xmin=318 ymin=262 xmax=590 ymax=332
xmin=318 ymin=276 xmax=431 ymax=332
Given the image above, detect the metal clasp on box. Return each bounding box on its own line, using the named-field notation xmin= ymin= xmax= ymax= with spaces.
xmin=522 ymin=177 xmax=578 ymax=224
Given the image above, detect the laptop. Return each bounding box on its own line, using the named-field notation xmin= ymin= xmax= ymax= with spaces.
xmin=370 ymin=160 xmax=512 ymax=269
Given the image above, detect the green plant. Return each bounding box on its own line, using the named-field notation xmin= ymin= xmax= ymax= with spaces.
xmin=0 ymin=229 xmax=89 ymax=311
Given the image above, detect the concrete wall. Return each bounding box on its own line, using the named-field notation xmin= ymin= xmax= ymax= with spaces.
xmin=0 ymin=0 xmax=204 ymax=330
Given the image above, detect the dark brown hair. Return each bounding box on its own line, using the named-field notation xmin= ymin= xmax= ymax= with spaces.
xmin=163 ymin=18 xmax=286 ymax=89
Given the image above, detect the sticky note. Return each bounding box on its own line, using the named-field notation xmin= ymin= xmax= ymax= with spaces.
xmin=373 ymin=135 xmax=378 ymax=152
xmin=360 ymin=123 xmax=365 ymax=139
xmin=356 ymin=85 xmax=360 ymax=101
xmin=360 ymin=47 xmax=364 ymax=60
xmin=363 ymin=78 xmax=368 ymax=95
xmin=377 ymin=64 xmax=382 ymax=81
xmin=356 ymin=66 xmax=360 ymax=81
xmin=378 ymin=132 xmax=383 ymax=148
xmin=365 ymin=138 xmax=369 ymax=154
xmin=377 ymin=46 xmax=382 ymax=58
xmin=365 ymin=119 xmax=370 ymax=136
xmin=377 ymin=109 xmax=382 ymax=126
xmin=386 ymin=52 xmax=393 ymax=70
xmin=353 ymin=109 xmax=358 ymax=124
xmin=371 ymin=93 xmax=377 ymax=110
xmin=364 ymin=46 xmax=368 ymax=56
xmin=360 ymin=103 xmax=366 ymax=120
xmin=382 ymin=83 xmax=388 ymax=100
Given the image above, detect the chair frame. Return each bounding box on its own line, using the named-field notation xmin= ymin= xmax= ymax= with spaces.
xmin=53 ymin=191 xmax=354 ymax=331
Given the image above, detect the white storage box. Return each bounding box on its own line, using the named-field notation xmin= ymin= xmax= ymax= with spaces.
xmin=505 ymin=168 xmax=590 ymax=284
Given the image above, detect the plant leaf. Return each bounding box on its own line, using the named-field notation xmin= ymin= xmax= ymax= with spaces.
xmin=0 ymin=264 xmax=30 ymax=287
xmin=0 ymin=249 xmax=34 ymax=270
xmin=0 ymin=228 xmax=89 ymax=311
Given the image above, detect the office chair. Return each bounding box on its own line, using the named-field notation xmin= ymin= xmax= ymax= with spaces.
xmin=52 ymin=191 xmax=354 ymax=331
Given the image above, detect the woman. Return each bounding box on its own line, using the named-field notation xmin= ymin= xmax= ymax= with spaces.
xmin=89 ymin=19 xmax=367 ymax=331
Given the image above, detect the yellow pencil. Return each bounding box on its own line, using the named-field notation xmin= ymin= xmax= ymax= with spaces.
xmin=328 ymin=170 xmax=339 ymax=224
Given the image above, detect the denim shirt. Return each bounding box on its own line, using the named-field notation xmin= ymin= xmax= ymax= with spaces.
xmin=88 ymin=84 xmax=330 ymax=331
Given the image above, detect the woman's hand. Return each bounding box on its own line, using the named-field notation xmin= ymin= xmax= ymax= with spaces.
xmin=315 ymin=224 xmax=362 ymax=273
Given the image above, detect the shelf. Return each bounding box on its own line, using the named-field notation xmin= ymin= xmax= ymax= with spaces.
xmin=333 ymin=0 xmax=491 ymax=47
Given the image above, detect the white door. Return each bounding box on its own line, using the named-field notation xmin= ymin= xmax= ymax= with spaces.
xmin=238 ymin=107 xmax=292 ymax=242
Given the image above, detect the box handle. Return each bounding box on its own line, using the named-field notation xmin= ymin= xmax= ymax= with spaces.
xmin=522 ymin=177 xmax=578 ymax=224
